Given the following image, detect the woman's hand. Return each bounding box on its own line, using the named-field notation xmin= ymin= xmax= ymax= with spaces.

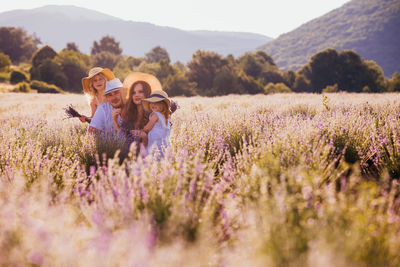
xmin=130 ymin=130 xmax=147 ymax=138
xmin=130 ymin=130 xmax=141 ymax=137
xmin=130 ymin=130 xmax=148 ymax=146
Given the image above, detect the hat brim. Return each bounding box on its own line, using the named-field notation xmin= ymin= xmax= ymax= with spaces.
xmin=103 ymin=87 xmax=122 ymax=96
xmin=82 ymin=68 xmax=115 ymax=93
xmin=142 ymin=97 xmax=171 ymax=113
xmin=122 ymin=72 xmax=162 ymax=104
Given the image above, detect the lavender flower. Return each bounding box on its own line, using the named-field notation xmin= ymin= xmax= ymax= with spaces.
xmin=170 ymin=100 xmax=179 ymax=114
xmin=64 ymin=104 xmax=90 ymax=122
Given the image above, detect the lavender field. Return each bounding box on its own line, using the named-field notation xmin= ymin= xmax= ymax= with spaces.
xmin=1 ymin=92 xmax=400 ymax=266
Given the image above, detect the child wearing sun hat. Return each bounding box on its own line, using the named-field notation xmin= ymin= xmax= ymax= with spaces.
xmin=142 ymin=90 xmax=172 ymax=157
xmin=80 ymin=67 xmax=115 ymax=123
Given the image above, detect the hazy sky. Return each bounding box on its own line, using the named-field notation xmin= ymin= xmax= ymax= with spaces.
xmin=0 ymin=0 xmax=350 ymax=38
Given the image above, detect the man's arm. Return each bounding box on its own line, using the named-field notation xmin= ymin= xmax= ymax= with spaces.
xmin=88 ymin=104 xmax=105 ymax=134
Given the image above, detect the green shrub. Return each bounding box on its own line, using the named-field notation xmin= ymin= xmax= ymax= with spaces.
xmin=237 ymin=71 xmax=264 ymax=94
xmin=0 ymin=72 xmax=10 ymax=82
xmin=30 ymin=80 xmax=64 ymax=94
xmin=163 ymin=72 xmax=197 ymax=96
xmin=92 ymin=51 xmax=120 ymax=70
xmin=10 ymin=70 xmax=27 ymax=84
xmin=264 ymin=82 xmax=292 ymax=94
xmin=32 ymin=59 xmax=68 ymax=89
xmin=17 ymin=81 xmax=30 ymax=93
xmin=388 ymin=72 xmax=400 ymax=92
xmin=0 ymin=52 xmax=11 ymax=72
xmin=362 ymin=85 xmax=371 ymax=92
xmin=31 ymin=45 xmax=57 ymax=67
xmin=54 ymin=49 xmax=90 ymax=93
xmin=322 ymin=83 xmax=339 ymax=93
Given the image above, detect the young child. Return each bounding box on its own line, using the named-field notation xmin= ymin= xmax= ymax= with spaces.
xmin=142 ymin=90 xmax=172 ymax=156
xmin=80 ymin=67 xmax=115 ymax=123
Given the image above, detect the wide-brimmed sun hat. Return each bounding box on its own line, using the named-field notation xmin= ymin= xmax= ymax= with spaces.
xmin=142 ymin=90 xmax=171 ymax=113
xmin=104 ymin=78 xmax=123 ymax=95
xmin=82 ymin=67 xmax=115 ymax=93
xmin=122 ymin=72 xmax=162 ymax=103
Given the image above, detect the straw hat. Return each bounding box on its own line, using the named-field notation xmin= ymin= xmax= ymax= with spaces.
xmin=122 ymin=72 xmax=162 ymax=103
xmin=82 ymin=67 xmax=115 ymax=93
xmin=142 ymin=90 xmax=171 ymax=113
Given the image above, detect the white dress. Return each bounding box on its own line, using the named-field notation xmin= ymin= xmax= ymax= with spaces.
xmin=147 ymin=112 xmax=171 ymax=156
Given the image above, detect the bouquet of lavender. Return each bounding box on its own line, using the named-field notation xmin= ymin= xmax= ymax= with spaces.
xmin=64 ymin=105 xmax=90 ymax=123
xmin=170 ymin=100 xmax=179 ymax=114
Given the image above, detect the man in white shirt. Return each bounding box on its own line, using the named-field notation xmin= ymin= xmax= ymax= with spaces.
xmin=88 ymin=78 xmax=124 ymax=135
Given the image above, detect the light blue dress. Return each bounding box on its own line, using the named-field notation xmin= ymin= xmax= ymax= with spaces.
xmin=147 ymin=112 xmax=171 ymax=156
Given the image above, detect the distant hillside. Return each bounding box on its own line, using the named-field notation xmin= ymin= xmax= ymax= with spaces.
xmin=0 ymin=5 xmax=272 ymax=63
xmin=259 ymin=0 xmax=400 ymax=76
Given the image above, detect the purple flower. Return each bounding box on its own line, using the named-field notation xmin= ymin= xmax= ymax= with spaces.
xmin=92 ymin=211 xmax=104 ymax=226
xmin=90 ymin=166 xmax=96 ymax=176
xmin=28 ymin=251 xmax=44 ymax=265
xmin=170 ymin=100 xmax=179 ymax=114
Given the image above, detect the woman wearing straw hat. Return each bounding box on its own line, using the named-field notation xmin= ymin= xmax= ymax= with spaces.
xmin=112 ymin=72 xmax=162 ymax=154
xmin=80 ymin=67 xmax=115 ymax=123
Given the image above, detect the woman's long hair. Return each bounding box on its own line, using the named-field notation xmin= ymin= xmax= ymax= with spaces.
xmin=122 ymin=81 xmax=152 ymax=129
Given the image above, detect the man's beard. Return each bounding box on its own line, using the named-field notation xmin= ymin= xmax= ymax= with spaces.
xmin=112 ymin=103 xmax=122 ymax=108
xmin=110 ymin=99 xmax=123 ymax=109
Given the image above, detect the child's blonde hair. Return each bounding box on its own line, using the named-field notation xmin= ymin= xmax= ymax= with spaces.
xmin=84 ymin=73 xmax=107 ymax=103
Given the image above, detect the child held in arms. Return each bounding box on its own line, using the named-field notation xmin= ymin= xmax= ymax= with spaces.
xmin=141 ymin=90 xmax=172 ymax=157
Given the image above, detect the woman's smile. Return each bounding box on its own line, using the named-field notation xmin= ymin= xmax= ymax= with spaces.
xmin=133 ymin=97 xmax=142 ymax=104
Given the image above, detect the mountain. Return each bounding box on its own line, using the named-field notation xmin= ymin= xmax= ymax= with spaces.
xmin=0 ymin=5 xmax=272 ymax=63
xmin=258 ymin=0 xmax=400 ymax=77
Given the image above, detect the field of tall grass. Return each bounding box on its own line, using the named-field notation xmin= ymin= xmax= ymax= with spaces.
xmin=1 ymin=92 xmax=400 ymax=266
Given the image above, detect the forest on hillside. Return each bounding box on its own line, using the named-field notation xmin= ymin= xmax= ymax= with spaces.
xmin=1 ymin=26 xmax=399 ymax=95
xmin=259 ymin=0 xmax=400 ymax=77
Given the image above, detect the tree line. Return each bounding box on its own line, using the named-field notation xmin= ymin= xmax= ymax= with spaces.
xmin=0 ymin=26 xmax=399 ymax=95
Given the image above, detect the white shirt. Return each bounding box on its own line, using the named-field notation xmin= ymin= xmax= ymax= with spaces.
xmin=89 ymin=102 xmax=121 ymax=134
